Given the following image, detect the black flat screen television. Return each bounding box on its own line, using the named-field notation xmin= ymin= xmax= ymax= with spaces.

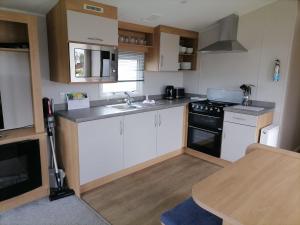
xmin=0 ymin=92 xmax=4 ymax=129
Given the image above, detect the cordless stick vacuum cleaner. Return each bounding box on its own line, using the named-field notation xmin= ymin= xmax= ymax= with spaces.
xmin=43 ymin=98 xmax=75 ymax=201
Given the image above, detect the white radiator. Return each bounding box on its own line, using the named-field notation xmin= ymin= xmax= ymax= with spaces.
xmin=260 ymin=125 xmax=279 ymax=147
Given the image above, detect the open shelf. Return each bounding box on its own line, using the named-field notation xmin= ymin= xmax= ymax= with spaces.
xmin=179 ymin=36 xmax=198 ymax=71
xmin=118 ymin=42 xmax=153 ymax=53
xmin=0 ymin=47 xmax=29 ymax=53
xmin=118 ymin=21 xmax=154 ymax=53
xmin=0 ymin=127 xmax=45 ymax=145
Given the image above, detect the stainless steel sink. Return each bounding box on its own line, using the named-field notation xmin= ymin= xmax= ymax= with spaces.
xmin=232 ymin=105 xmax=265 ymax=112
xmin=107 ymin=103 xmax=143 ymax=110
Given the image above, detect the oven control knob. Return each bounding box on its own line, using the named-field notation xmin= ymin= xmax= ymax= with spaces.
xmin=205 ymin=106 xmax=208 ymax=110
xmin=217 ymin=108 xmax=221 ymax=112
xmin=200 ymin=106 xmax=203 ymax=110
xmin=210 ymin=107 xmax=214 ymax=111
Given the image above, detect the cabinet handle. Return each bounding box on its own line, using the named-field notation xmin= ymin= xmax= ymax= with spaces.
xmin=159 ymin=114 xmax=162 ymax=126
xmin=160 ymin=55 xmax=164 ymax=69
xmin=87 ymin=37 xmax=104 ymax=42
xmin=232 ymin=117 xmax=246 ymax=121
xmin=189 ymin=126 xmax=220 ymax=135
xmin=154 ymin=114 xmax=157 ymax=127
xmin=120 ymin=121 xmax=123 ymax=135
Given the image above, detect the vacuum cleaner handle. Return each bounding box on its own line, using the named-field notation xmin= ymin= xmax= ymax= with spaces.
xmin=43 ymin=97 xmax=54 ymax=117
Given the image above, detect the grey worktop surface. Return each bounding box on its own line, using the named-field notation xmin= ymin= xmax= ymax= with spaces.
xmin=224 ymin=100 xmax=275 ymax=116
xmin=56 ymin=98 xmax=193 ymax=123
xmin=56 ymin=97 xmax=275 ymax=123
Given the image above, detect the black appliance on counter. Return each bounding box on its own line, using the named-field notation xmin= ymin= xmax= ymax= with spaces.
xmin=174 ymin=87 xmax=185 ymax=99
xmin=187 ymin=100 xmax=236 ymax=157
xmin=164 ymin=86 xmax=186 ymax=100
xmin=164 ymin=85 xmax=175 ymax=100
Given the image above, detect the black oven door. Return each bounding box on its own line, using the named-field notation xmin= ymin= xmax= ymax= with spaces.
xmin=187 ymin=126 xmax=222 ymax=157
xmin=188 ymin=112 xmax=223 ymax=132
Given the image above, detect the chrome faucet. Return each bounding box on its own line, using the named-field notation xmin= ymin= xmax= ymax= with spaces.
xmin=124 ymin=92 xmax=134 ymax=105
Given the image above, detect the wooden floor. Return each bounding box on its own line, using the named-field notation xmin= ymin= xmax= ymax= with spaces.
xmin=82 ymin=154 xmax=221 ymax=225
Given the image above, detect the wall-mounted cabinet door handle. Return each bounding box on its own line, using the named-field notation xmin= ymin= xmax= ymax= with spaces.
xmin=120 ymin=120 xmax=123 ymax=135
xmin=158 ymin=114 xmax=162 ymax=126
xmin=87 ymin=37 xmax=104 ymax=42
xmin=154 ymin=114 xmax=157 ymax=127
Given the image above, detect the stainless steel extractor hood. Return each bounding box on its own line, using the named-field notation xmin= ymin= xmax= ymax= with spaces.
xmin=199 ymin=14 xmax=247 ymax=53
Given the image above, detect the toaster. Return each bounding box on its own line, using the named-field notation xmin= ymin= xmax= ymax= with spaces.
xmin=174 ymin=88 xmax=185 ymax=99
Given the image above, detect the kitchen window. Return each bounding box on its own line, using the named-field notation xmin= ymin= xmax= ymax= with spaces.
xmin=101 ymin=52 xmax=144 ymax=93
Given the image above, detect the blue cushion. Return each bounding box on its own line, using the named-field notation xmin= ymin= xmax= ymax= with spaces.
xmin=161 ymin=197 xmax=222 ymax=225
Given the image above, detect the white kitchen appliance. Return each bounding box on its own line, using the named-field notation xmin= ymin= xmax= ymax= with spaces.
xmin=259 ymin=125 xmax=279 ymax=147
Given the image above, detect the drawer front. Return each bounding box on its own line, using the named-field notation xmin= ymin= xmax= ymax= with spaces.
xmin=67 ymin=10 xmax=118 ymax=46
xmin=224 ymin=112 xmax=257 ymax=127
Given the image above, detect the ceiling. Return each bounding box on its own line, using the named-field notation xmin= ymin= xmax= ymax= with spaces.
xmin=0 ymin=0 xmax=277 ymax=30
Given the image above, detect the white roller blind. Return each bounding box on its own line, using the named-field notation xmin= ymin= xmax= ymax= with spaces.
xmin=118 ymin=52 xmax=144 ymax=82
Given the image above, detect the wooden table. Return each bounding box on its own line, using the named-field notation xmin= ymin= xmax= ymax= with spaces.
xmin=192 ymin=144 xmax=300 ymax=225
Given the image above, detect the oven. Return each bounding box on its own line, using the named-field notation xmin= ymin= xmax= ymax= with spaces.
xmin=187 ymin=112 xmax=223 ymax=157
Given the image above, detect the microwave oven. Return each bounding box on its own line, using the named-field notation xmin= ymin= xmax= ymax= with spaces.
xmin=69 ymin=42 xmax=118 ymax=83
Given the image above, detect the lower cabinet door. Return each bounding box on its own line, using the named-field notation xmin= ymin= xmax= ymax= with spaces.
xmin=78 ymin=116 xmax=123 ymax=185
xmin=221 ymin=122 xmax=256 ymax=162
xmin=123 ymin=111 xmax=157 ymax=168
xmin=157 ymin=106 xmax=184 ymax=155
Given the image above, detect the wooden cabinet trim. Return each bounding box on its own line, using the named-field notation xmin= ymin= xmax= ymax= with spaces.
xmin=256 ymin=112 xmax=274 ymax=142
xmin=56 ymin=117 xmax=81 ymax=196
xmin=47 ymin=0 xmax=70 ymax=83
xmin=118 ymin=21 xmax=154 ymax=33
xmin=159 ymin=25 xmax=198 ymax=39
xmin=65 ymin=0 xmax=117 ymax=19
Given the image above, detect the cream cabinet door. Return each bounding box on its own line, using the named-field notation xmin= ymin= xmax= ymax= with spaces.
xmin=221 ymin=121 xmax=256 ymax=162
xmin=78 ymin=116 xmax=123 ymax=185
xmin=159 ymin=32 xmax=180 ymax=71
xmin=157 ymin=107 xmax=184 ymax=155
xmin=123 ymin=111 xmax=157 ymax=168
xmin=67 ymin=10 xmax=118 ymax=46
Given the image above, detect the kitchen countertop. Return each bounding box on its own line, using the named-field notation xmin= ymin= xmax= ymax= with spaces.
xmin=56 ymin=98 xmax=193 ymax=123
xmin=224 ymin=100 xmax=275 ymax=116
xmin=56 ymin=97 xmax=275 ymax=123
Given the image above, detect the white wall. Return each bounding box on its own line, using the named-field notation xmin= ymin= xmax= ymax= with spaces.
xmin=37 ymin=17 xmax=183 ymax=104
xmin=183 ymin=0 xmax=298 ymax=148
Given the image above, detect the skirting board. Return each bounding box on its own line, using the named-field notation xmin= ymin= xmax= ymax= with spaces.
xmin=80 ymin=148 xmax=184 ymax=194
xmin=184 ymin=148 xmax=231 ymax=168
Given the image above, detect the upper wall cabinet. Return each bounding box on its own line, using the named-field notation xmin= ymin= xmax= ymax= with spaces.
xmin=67 ymin=10 xmax=118 ymax=45
xmin=46 ymin=0 xmax=118 ymax=83
xmin=159 ymin=32 xmax=180 ymax=71
xmin=146 ymin=25 xmax=198 ymax=72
